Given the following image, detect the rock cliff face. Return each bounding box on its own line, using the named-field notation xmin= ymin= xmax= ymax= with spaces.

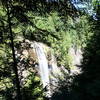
xmin=15 ymin=38 xmax=82 ymax=97
xmin=69 ymin=47 xmax=82 ymax=75
xmin=15 ymin=39 xmax=64 ymax=97
xmin=15 ymin=40 xmax=49 ymax=84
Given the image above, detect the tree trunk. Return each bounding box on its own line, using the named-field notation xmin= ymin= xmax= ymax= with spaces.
xmin=6 ymin=2 xmax=22 ymax=100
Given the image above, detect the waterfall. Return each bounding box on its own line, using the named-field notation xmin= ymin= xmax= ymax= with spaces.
xmin=30 ymin=41 xmax=69 ymax=98
xmin=16 ymin=39 xmax=81 ymax=98
xmin=32 ymin=42 xmax=62 ymax=87
xmin=34 ymin=42 xmax=50 ymax=88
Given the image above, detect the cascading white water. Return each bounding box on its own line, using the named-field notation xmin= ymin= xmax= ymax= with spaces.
xmin=31 ymin=41 xmax=68 ymax=97
xmin=16 ymin=38 xmax=82 ymax=98
xmin=34 ymin=42 xmax=50 ymax=88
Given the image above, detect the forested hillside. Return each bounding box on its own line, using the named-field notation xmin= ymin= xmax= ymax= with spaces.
xmin=0 ymin=0 xmax=100 ymax=100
